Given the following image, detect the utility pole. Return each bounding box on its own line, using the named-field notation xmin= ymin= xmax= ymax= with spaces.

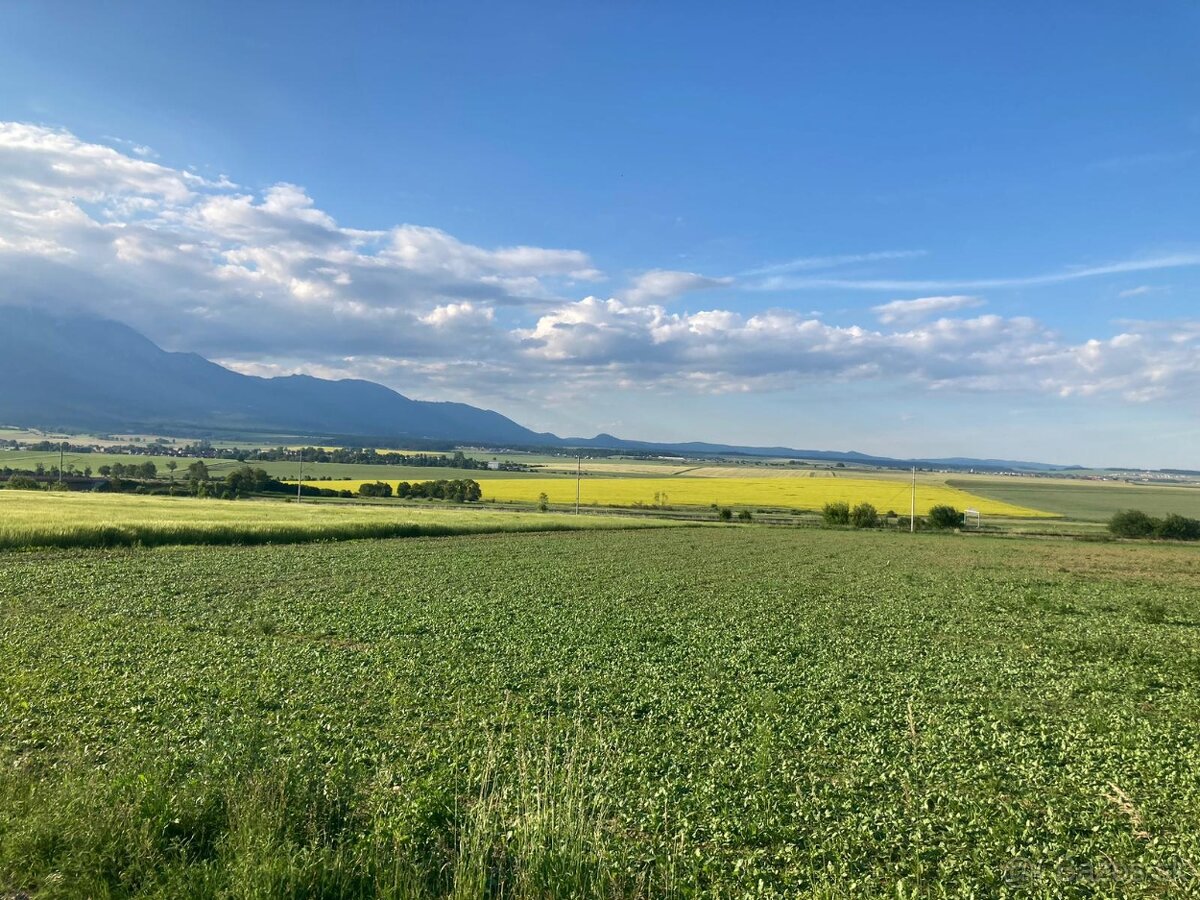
xmin=296 ymin=446 xmax=304 ymax=503
xmin=910 ymin=466 xmax=916 ymax=533
xmin=575 ymin=456 xmax=581 ymax=515
xmin=58 ymin=441 xmax=65 ymax=484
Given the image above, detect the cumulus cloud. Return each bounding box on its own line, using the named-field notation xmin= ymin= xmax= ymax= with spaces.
xmin=0 ymin=122 xmax=601 ymax=359
xmin=872 ymin=295 xmax=984 ymax=325
xmin=0 ymin=121 xmax=1196 ymax=407
xmin=514 ymin=297 xmax=1200 ymax=402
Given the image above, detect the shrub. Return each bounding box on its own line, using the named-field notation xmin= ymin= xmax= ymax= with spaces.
xmin=737 ymin=510 xmax=753 ymax=522
xmin=849 ymin=502 xmax=878 ymax=529
xmin=358 ymin=481 xmax=393 ymax=498
xmin=1155 ymin=514 xmax=1200 ymax=542
xmin=1108 ymin=509 xmax=1158 ymax=538
xmin=3 ymin=476 xmax=44 ymax=491
xmin=822 ymin=501 xmax=850 ymax=526
xmin=718 ymin=507 xmax=733 ymax=522
xmin=927 ymin=505 xmax=961 ymax=529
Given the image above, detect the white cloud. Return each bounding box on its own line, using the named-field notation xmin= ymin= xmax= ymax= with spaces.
xmin=518 ymin=297 xmax=1200 ymax=402
xmin=740 ymin=249 xmax=926 ymax=277
xmin=872 ymin=295 xmax=984 ymax=325
xmin=0 ymin=122 xmax=599 ymax=359
xmin=419 ymin=301 xmax=496 ymax=328
xmin=624 ymin=269 xmax=733 ymax=303
xmin=0 ymin=121 xmax=1196 ymax=408
xmin=1117 ymin=285 xmax=1169 ymax=299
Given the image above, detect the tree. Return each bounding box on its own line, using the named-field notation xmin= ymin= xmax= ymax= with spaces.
xmin=1155 ymin=514 xmax=1200 ymax=541
xmin=737 ymin=510 xmax=753 ymax=522
xmin=225 ymin=466 xmax=279 ymax=498
xmin=537 ymin=492 xmax=550 ymax=512
xmin=927 ymin=505 xmax=961 ymax=529
xmin=186 ymin=460 xmax=210 ymax=483
xmin=718 ymin=507 xmax=733 ymax=521
xmin=1108 ymin=509 xmax=1158 ymax=538
xmin=822 ymin=501 xmax=850 ymax=526
xmin=850 ymin=502 xmax=878 ymax=528
xmin=166 ymin=460 xmax=178 ymax=481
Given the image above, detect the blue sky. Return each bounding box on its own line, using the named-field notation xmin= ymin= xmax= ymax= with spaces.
xmin=1 ymin=3 xmax=1198 ymax=466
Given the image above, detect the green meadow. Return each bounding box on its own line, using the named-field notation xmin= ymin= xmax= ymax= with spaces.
xmin=3 ymin=526 xmax=1199 ymax=897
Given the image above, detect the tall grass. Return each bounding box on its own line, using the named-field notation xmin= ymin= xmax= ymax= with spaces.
xmin=0 ymin=717 xmax=682 ymax=898
xmin=0 ymin=519 xmax=632 ymax=552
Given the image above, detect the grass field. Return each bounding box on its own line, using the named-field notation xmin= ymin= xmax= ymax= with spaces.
xmin=948 ymin=477 xmax=1200 ymax=522
xmin=0 ymin=491 xmax=676 ymax=550
xmin=309 ymin=475 xmax=1053 ymax=518
xmin=3 ymin=528 xmax=1199 ymax=896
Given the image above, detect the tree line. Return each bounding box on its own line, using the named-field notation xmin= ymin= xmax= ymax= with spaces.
xmin=1109 ymin=510 xmax=1200 ymax=541
xmin=822 ymin=501 xmax=963 ymax=530
xmin=1 ymin=461 xmax=483 ymax=506
xmin=357 ymin=479 xmax=483 ymax=502
xmin=177 ymin=445 xmax=527 ymax=471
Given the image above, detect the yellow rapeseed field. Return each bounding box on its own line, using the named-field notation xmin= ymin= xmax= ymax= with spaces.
xmin=308 ymin=476 xmax=1054 ymax=517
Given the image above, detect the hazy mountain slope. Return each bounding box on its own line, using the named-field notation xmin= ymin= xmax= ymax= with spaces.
xmin=1 ymin=307 xmax=549 ymax=442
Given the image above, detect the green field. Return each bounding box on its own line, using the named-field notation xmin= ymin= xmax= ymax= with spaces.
xmin=3 ymin=527 xmax=1199 ymax=896
xmin=0 ymin=491 xmax=675 ymax=550
xmin=948 ymin=478 xmax=1200 ymax=522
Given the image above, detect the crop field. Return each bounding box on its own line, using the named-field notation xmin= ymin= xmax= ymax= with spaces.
xmin=3 ymin=528 xmax=1200 ymax=896
xmin=0 ymin=491 xmax=675 ymax=550
xmin=311 ymin=475 xmax=1052 ymax=517
xmin=947 ymin=477 xmax=1200 ymax=522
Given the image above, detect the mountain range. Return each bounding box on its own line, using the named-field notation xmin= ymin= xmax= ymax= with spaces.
xmin=3 ymin=306 xmax=1078 ymax=471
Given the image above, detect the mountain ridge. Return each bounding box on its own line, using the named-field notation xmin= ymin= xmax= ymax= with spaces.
xmin=3 ymin=306 xmax=1080 ymax=471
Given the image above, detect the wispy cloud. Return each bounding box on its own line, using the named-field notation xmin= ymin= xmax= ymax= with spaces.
xmin=624 ymin=269 xmax=732 ymax=303
xmin=872 ymin=295 xmax=984 ymax=325
xmin=1087 ymin=149 xmax=1194 ymax=173
xmin=103 ymin=134 xmax=158 ymax=158
xmin=739 ymin=249 xmax=926 ymax=277
xmin=751 ymin=254 xmax=1200 ymax=292
xmin=1118 ymin=285 xmax=1167 ymax=298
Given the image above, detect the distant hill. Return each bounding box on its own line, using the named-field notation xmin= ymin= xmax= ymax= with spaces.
xmin=3 ymin=305 xmax=1080 ymax=470
xmin=560 ymin=434 xmax=1076 ymax=472
xmin=1 ymin=306 xmax=556 ymax=444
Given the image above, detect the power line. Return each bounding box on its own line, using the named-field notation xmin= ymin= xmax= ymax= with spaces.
xmin=910 ymin=467 xmax=916 ymax=534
